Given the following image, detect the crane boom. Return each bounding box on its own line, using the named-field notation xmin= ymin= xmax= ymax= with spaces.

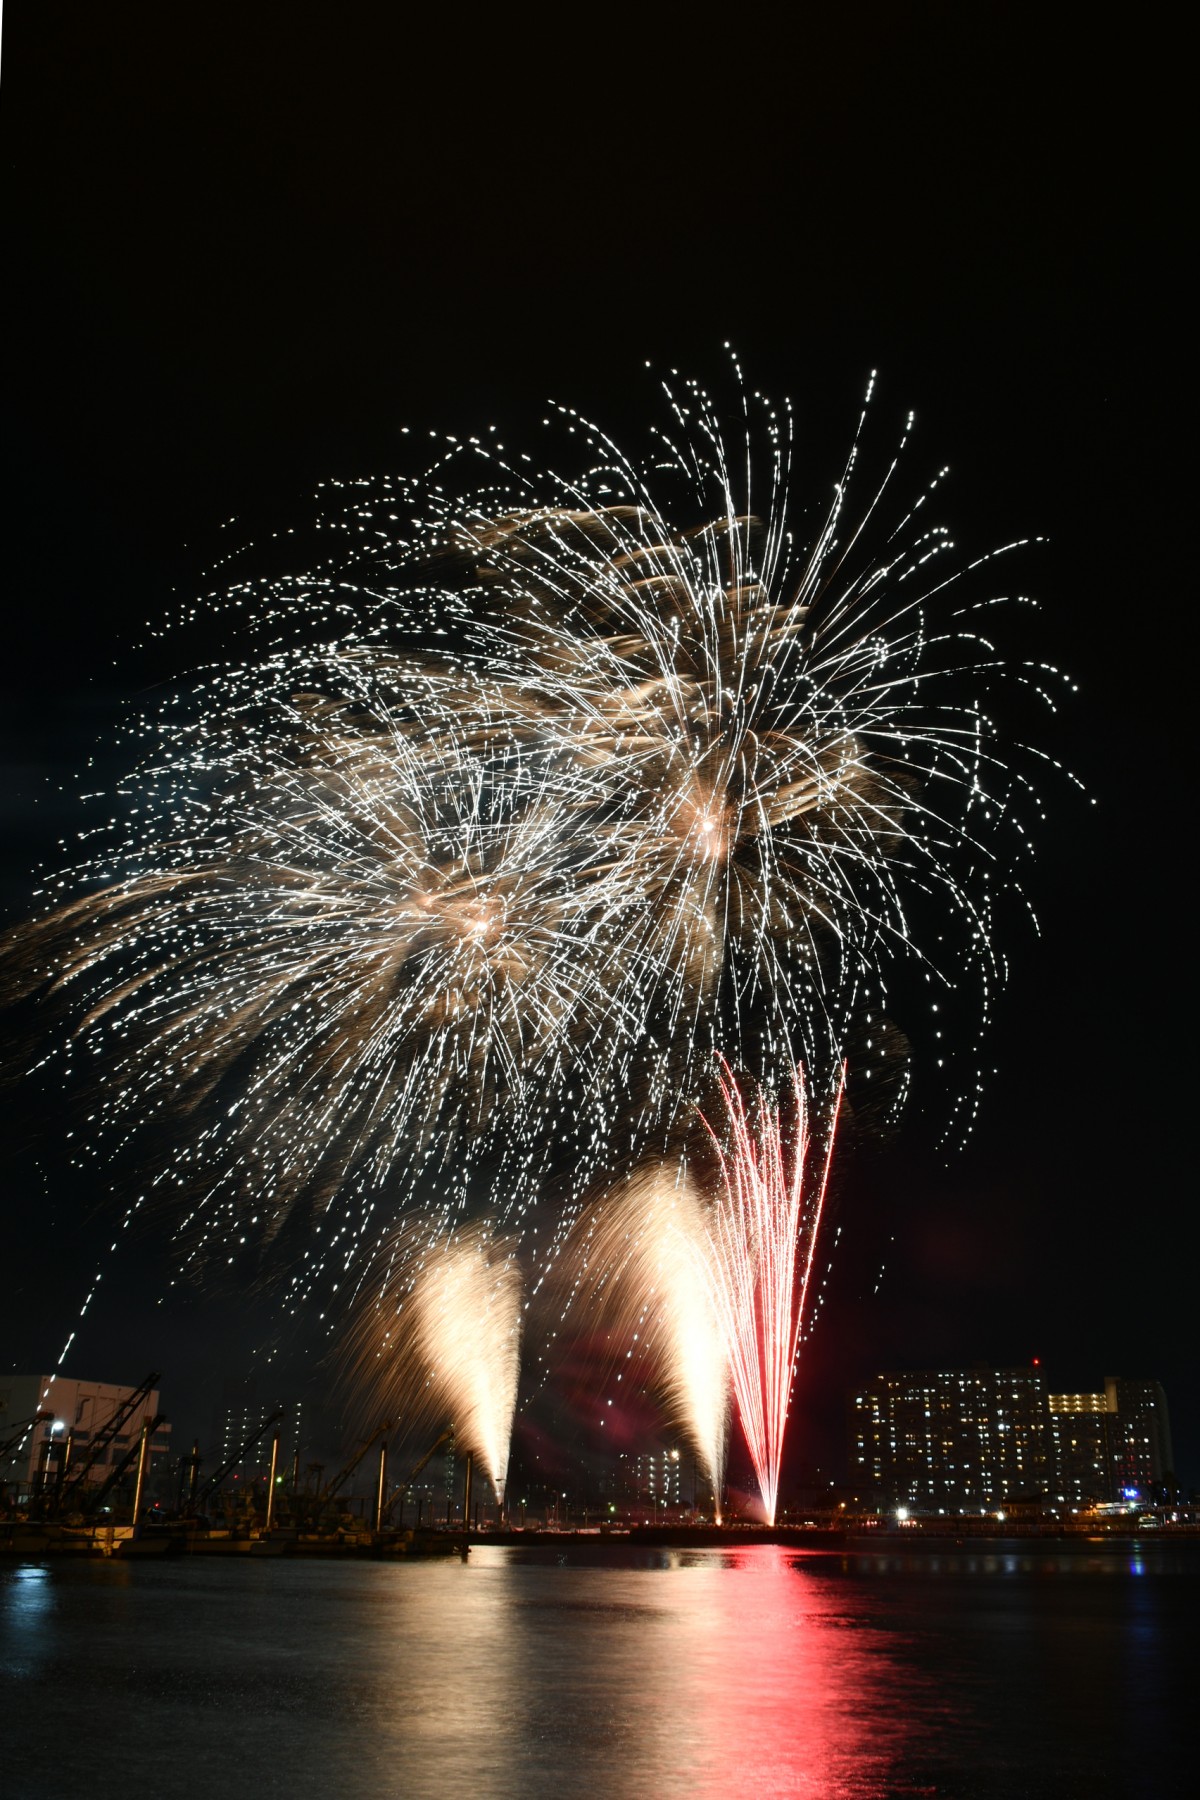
xmin=0 ymin=1411 xmax=54 ymax=1461
xmin=58 ymin=1373 xmax=160 ymax=1504
xmin=84 ymin=1414 xmax=167 ymax=1513
xmin=320 ymin=1421 xmax=391 ymax=1503
xmin=380 ymin=1425 xmax=454 ymax=1523
xmin=191 ymin=1408 xmax=285 ymax=1511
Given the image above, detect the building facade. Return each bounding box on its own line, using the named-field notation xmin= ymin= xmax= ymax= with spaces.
xmin=849 ymin=1367 xmax=1174 ymax=1511
xmin=212 ymin=1378 xmax=304 ymax=1483
xmin=1047 ymin=1392 xmax=1111 ymax=1504
xmin=849 ymin=1367 xmax=1052 ymax=1511
xmin=617 ymin=1447 xmax=683 ymax=1509
xmin=1103 ymin=1378 xmax=1175 ymax=1498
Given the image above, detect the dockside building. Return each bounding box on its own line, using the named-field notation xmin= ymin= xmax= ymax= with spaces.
xmin=849 ymin=1367 xmax=1174 ymax=1511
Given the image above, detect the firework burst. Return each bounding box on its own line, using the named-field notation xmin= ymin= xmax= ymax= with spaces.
xmin=3 ymin=363 xmax=1066 ymax=1323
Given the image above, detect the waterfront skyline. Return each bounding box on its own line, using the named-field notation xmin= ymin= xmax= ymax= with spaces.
xmin=2 ymin=9 xmax=1192 ymax=1490
xmin=3 ymin=1357 xmax=1186 ymax=1526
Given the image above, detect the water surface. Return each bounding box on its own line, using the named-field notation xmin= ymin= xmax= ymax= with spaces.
xmin=2 ymin=1542 xmax=1192 ymax=1797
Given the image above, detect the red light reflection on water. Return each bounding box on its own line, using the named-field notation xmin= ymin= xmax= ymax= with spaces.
xmin=360 ymin=1543 xmax=951 ymax=1796
xmin=654 ymin=1545 xmax=931 ymax=1798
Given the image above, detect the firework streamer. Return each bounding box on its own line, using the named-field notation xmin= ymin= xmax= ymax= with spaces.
xmin=703 ymin=1062 xmax=845 ymax=1527
xmin=564 ymin=1164 xmax=730 ymax=1505
xmin=347 ymin=1221 xmax=522 ymax=1505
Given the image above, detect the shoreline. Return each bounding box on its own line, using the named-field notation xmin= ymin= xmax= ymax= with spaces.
xmin=4 ymin=1517 xmax=1198 ymax=1560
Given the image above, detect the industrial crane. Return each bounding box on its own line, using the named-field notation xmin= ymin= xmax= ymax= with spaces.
xmin=189 ymin=1408 xmax=285 ymax=1514
xmin=318 ymin=1421 xmax=391 ymax=1506
xmin=380 ymin=1426 xmax=455 ymax=1527
xmin=56 ymin=1374 xmax=160 ymax=1511
xmin=84 ymin=1414 xmax=167 ymax=1515
xmin=0 ymin=1410 xmax=54 ymax=1462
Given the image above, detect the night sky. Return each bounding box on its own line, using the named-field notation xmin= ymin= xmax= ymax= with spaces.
xmin=2 ymin=8 xmax=1191 ymax=1489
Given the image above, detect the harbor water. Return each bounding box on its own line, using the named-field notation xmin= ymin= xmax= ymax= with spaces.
xmin=2 ymin=1541 xmax=1193 ymax=1797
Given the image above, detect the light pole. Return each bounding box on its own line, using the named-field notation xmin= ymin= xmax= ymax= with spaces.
xmin=264 ymin=1433 xmax=281 ymax=1532
xmin=131 ymin=1419 xmax=153 ymax=1536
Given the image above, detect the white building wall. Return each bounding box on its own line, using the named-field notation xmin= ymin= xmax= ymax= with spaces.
xmin=0 ymin=1374 xmax=171 ymax=1502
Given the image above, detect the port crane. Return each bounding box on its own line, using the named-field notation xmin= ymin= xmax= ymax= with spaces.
xmin=380 ymin=1426 xmax=454 ymax=1527
xmin=188 ymin=1408 xmax=285 ymax=1514
xmin=83 ymin=1414 xmax=168 ymax=1514
xmin=0 ymin=1410 xmax=54 ymax=1462
xmin=318 ymin=1421 xmax=392 ymax=1507
xmin=56 ymin=1373 xmax=160 ymax=1510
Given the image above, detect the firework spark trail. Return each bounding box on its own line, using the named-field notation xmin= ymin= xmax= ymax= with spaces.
xmin=347 ymin=1223 xmax=522 ymax=1504
xmin=703 ymin=1063 xmax=844 ymax=1527
xmin=1 ymin=364 xmax=1068 ymax=1320
xmin=566 ymin=1164 xmax=729 ymax=1504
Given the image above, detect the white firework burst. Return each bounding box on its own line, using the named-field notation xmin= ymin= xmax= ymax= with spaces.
xmin=4 ymin=362 xmax=1070 ymax=1316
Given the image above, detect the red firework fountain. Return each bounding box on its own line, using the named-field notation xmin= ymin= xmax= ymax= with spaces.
xmin=704 ymin=1062 xmax=844 ymax=1527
